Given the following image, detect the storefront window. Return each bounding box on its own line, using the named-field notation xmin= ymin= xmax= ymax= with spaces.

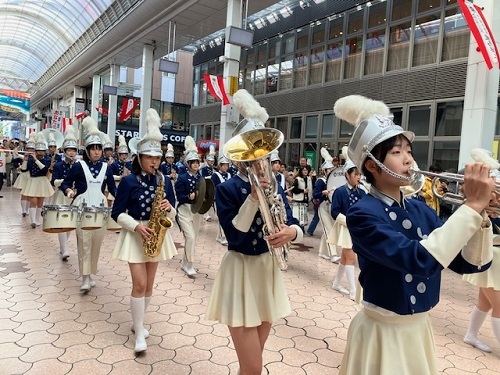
xmin=435 ymin=101 xmax=463 ymax=136
xmin=368 ymin=1 xmax=387 ymax=29
xmin=283 ymin=32 xmax=295 ymax=54
xmin=411 ymin=140 xmax=430 ymax=171
xmin=244 ymin=67 xmax=254 ymax=93
xmin=309 ymin=47 xmax=324 ymax=85
xmin=293 ymin=51 xmax=307 ymax=88
xmin=287 ymin=143 xmax=301 ymax=168
xmin=364 ymin=29 xmax=385 ymax=75
xmin=254 ymin=63 xmax=267 ymax=95
xmin=418 ymin=0 xmax=441 ymax=14
xmin=412 ymin=13 xmax=440 ymax=66
xmin=290 ymin=117 xmax=302 ymax=139
xmin=392 ymin=0 xmax=412 ymax=21
xmin=387 ymin=22 xmax=411 ymax=71
xmin=433 ymin=140 xmax=460 ymax=172
xmin=442 ymin=7 xmax=469 ymax=61
xmin=279 ymin=54 xmax=293 ymax=91
xmin=339 ymin=119 xmax=354 ymax=137
xmin=305 ymin=115 xmax=319 ymax=139
xmin=322 ymin=113 xmax=335 ymax=138
xmin=408 ymin=105 xmax=431 ymax=136
xmin=347 ymin=9 xmax=364 ymax=35
xmin=276 ymin=117 xmax=288 ymax=137
xmin=312 ymin=22 xmax=325 ymax=45
xmin=326 ymin=40 xmax=343 ymax=82
xmin=267 ymin=60 xmax=280 ymax=93
xmin=296 ymin=28 xmax=309 ymax=50
xmin=344 ymin=35 xmax=363 ymax=79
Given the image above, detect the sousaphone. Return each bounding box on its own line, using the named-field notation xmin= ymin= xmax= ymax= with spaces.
xmin=191 ymin=177 xmax=215 ymax=214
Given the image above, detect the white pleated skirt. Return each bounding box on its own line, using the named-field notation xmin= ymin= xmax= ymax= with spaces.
xmin=205 ymin=251 xmax=291 ymax=327
xmin=51 ymin=190 xmax=72 ymax=205
xmin=328 ymin=220 xmax=352 ymax=248
xmin=112 ymin=220 xmax=177 ymax=263
xmin=463 ymin=247 xmax=500 ymax=290
xmin=22 ymin=176 xmax=55 ymax=197
xmin=340 ymin=308 xmax=437 ymax=375
xmin=13 ymin=171 xmax=28 ymax=190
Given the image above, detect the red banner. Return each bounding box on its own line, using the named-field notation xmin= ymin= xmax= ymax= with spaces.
xmin=118 ymin=98 xmax=138 ymax=121
xmin=203 ymin=74 xmax=230 ymax=105
xmin=61 ymin=118 xmax=73 ymax=133
xmin=459 ymin=0 xmax=499 ymax=70
xmin=196 ymin=139 xmax=219 ymax=155
xmin=96 ymin=107 xmax=109 ymax=115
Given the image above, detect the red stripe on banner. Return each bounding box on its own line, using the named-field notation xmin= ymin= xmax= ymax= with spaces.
xmin=459 ymin=0 xmax=499 ymax=70
xmin=203 ymin=74 xmax=230 ymax=105
xmin=474 ymin=3 xmax=500 ymax=67
xmin=217 ymin=76 xmax=230 ymax=105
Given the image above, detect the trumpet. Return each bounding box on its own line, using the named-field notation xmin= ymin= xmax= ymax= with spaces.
xmin=408 ymin=169 xmax=500 ymax=213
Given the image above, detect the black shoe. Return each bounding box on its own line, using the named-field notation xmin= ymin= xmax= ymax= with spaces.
xmin=0 ymin=195 xmax=3 ymax=198
xmin=307 ymin=232 xmax=314 ymax=236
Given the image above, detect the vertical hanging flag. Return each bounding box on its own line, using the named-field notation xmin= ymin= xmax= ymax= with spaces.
xmin=203 ymin=74 xmax=230 ymax=105
xmin=118 ymin=98 xmax=138 ymax=121
xmin=459 ymin=0 xmax=499 ymax=70
xmin=61 ymin=118 xmax=73 ymax=133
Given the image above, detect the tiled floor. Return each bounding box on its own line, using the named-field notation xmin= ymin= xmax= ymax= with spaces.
xmin=0 ymin=186 xmax=499 ymax=375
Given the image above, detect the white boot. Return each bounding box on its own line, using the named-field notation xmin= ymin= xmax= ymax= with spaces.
xmin=333 ymin=264 xmax=349 ymax=295
xmin=463 ymin=306 xmax=491 ymax=352
xmin=36 ymin=207 xmax=42 ymax=226
xmin=29 ymin=207 xmax=37 ymax=228
xmin=80 ymin=275 xmax=91 ymax=292
xmin=345 ymin=265 xmax=357 ymax=301
xmin=131 ymin=296 xmax=147 ymax=352
xmin=58 ymin=233 xmax=69 ymax=261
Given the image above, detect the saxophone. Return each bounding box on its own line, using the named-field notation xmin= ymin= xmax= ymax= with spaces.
xmin=143 ymin=170 xmax=173 ymax=257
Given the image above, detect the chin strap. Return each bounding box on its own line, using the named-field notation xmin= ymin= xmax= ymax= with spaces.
xmin=365 ymin=148 xmax=411 ymax=181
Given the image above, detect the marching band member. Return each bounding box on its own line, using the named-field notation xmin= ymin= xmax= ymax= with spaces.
xmin=13 ymin=133 xmax=35 ymax=217
xmin=201 ymin=145 xmax=216 ymax=222
xmin=111 ymin=108 xmax=177 ymax=353
xmin=101 ymin=134 xmax=115 ymax=207
xmin=335 ymin=95 xmax=493 ymax=375
xmin=315 ymin=148 xmax=339 ymax=262
xmin=329 ymin=159 xmax=366 ymax=300
xmin=212 ymin=154 xmax=232 ymax=246
xmin=51 ymin=126 xmax=78 ymax=261
xmin=270 ymin=151 xmax=287 ymax=191
xmin=61 ymin=117 xmax=117 ymax=292
xmin=47 ymin=132 xmax=63 ymax=167
xmin=110 ymin=135 xmax=132 ymax=182
xmin=206 ymin=89 xmax=303 ymax=375
xmin=175 ymin=136 xmax=202 ymax=276
xmin=161 ymin=143 xmax=178 ymax=181
xmin=22 ymin=132 xmax=54 ymax=228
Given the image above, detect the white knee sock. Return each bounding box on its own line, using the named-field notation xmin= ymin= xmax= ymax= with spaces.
xmin=130 ymin=296 xmax=145 ymax=338
xmin=345 ymin=265 xmax=356 ymax=294
xmin=29 ymin=207 xmax=37 ymax=224
xmin=466 ymin=306 xmax=489 ymax=339
xmin=36 ymin=207 xmax=42 ymax=225
xmin=491 ymin=317 xmax=500 ymax=345
xmin=334 ymin=264 xmax=346 ymax=286
xmin=145 ymin=296 xmax=151 ymax=313
xmin=21 ymin=200 xmax=28 ymax=214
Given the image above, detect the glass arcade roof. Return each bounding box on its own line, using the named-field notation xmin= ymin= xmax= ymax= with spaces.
xmin=0 ymin=0 xmax=114 ymax=92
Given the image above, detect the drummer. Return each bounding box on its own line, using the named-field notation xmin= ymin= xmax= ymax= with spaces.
xmin=315 ymin=148 xmax=339 ymax=262
xmin=174 ymin=136 xmax=202 ymax=277
xmin=50 ymin=126 xmax=79 ymax=261
xmin=22 ymin=132 xmax=54 ymax=228
xmin=60 ymin=117 xmax=116 ymax=292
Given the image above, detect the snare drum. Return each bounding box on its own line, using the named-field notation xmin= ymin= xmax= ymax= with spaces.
xmin=291 ymin=203 xmax=309 ymax=226
xmin=104 ymin=207 xmax=121 ymax=231
xmin=80 ymin=206 xmax=106 ymax=230
xmin=41 ymin=205 xmax=78 ymax=233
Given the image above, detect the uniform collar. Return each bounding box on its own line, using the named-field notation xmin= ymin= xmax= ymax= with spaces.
xmin=237 ymin=171 xmax=249 ymax=182
xmin=369 ymin=185 xmax=406 ymax=209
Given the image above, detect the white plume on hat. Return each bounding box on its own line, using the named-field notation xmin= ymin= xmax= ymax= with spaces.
xmin=471 ymin=148 xmax=500 ymax=181
xmin=206 ymin=144 xmax=216 ymax=161
xmin=62 ymin=125 xmax=78 ymax=150
xmin=82 ymin=117 xmax=102 ymax=147
xmin=117 ymin=135 xmax=129 ymax=154
xmin=48 ymin=132 xmax=57 ymax=146
xmin=137 ymin=108 xmax=163 ymax=156
xmin=184 ymin=135 xmax=199 ymax=163
xmin=341 ymin=145 xmax=356 ymax=174
xmin=26 ymin=132 xmax=36 ymax=149
xmin=233 ymin=89 xmax=269 ymax=123
xmin=102 ymin=134 xmax=113 ymax=149
xmin=165 ymin=143 xmax=175 ymax=158
xmin=320 ymin=147 xmax=334 ymax=171
xmin=35 ymin=132 xmax=48 ymax=150
xmin=334 ymin=95 xmax=392 ymax=126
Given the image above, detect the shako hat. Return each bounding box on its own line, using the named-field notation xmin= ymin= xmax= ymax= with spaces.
xmin=62 ymin=125 xmax=78 ymax=150
xmin=137 ymin=108 xmax=163 ymax=157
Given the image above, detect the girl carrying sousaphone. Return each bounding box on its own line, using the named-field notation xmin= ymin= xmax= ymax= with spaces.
xmin=60 ymin=117 xmax=116 ymax=292
xmin=111 ymin=108 xmax=177 ymax=353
